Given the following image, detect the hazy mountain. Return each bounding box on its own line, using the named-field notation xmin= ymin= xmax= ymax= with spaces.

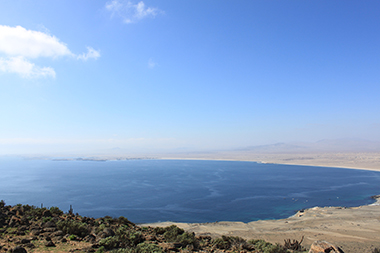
xmin=236 ymin=139 xmax=380 ymax=153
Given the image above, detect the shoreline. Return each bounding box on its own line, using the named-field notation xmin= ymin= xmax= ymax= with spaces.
xmin=142 ymin=196 xmax=380 ymax=253
xmin=160 ymin=156 xmax=380 ymax=172
xmin=142 ymin=155 xmax=380 ymax=253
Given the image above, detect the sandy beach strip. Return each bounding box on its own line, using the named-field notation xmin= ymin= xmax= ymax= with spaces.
xmin=159 ymin=152 xmax=380 ymax=171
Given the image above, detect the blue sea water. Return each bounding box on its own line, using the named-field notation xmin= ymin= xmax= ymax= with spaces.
xmin=0 ymin=158 xmax=379 ymax=223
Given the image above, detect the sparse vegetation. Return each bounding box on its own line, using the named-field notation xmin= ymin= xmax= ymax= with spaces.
xmin=56 ymin=219 xmax=90 ymax=237
xmin=0 ymin=200 xmax=348 ymax=253
xmin=248 ymin=239 xmax=289 ymax=253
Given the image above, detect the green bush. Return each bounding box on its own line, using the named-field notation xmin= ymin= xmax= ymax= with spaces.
xmin=212 ymin=236 xmax=252 ymax=251
xmin=153 ymin=227 xmax=166 ymax=235
xmin=68 ymin=234 xmax=77 ymax=240
xmin=176 ymin=232 xmax=197 ymax=248
xmin=212 ymin=236 xmax=231 ymax=249
xmin=99 ymin=236 xmax=120 ymax=250
xmin=95 ymin=246 xmax=105 ymax=253
xmin=108 ymin=242 xmax=164 ymax=253
xmin=25 ymin=206 xmax=47 ymax=218
xmin=42 ymin=217 xmax=52 ymax=223
xmin=103 ymin=215 xmax=114 ymax=224
xmin=104 ymin=225 xmax=144 ymax=249
xmin=96 ymin=224 xmax=107 ymax=234
xmin=159 ymin=225 xmax=197 ymax=248
xmin=49 ymin=206 xmax=63 ymax=216
xmin=56 ymin=219 xmax=89 ymax=237
xmin=163 ymin=225 xmax=184 ymax=242
xmin=117 ymin=216 xmax=134 ymax=226
xmin=248 ymin=239 xmax=289 ymax=253
xmin=135 ymin=242 xmax=164 ymax=253
xmin=109 ymin=249 xmax=131 ymax=253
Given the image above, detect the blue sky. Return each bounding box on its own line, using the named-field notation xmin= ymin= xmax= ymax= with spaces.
xmin=0 ymin=0 xmax=379 ymax=155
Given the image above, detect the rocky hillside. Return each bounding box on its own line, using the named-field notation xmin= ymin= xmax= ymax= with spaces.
xmin=0 ymin=201 xmax=366 ymax=253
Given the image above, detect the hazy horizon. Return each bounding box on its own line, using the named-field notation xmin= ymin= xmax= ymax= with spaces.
xmin=2 ymin=138 xmax=380 ymax=157
xmin=1 ymin=1 xmax=380 ymax=156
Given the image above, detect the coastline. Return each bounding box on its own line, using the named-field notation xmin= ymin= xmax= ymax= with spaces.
xmin=142 ymin=196 xmax=380 ymax=253
xmin=158 ymin=151 xmax=380 ymax=172
xmin=143 ymin=153 xmax=380 ymax=253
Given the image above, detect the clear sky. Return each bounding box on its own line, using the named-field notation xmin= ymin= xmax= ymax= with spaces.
xmin=0 ymin=0 xmax=380 ymax=155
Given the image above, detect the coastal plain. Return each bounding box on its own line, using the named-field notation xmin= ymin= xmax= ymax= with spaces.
xmin=142 ymin=152 xmax=380 ymax=253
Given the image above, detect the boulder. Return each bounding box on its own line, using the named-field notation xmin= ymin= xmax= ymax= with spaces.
xmin=45 ymin=241 xmax=55 ymax=247
xmin=20 ymin=239 xmax=30 ymax=244
xmin=42 ymin=220 xmax=56 ymax=228
xmin=23 ymin=243 xmax=35 ymax=249
xmin=42 ymin=210 xmax=52 ymax=217
xmin=309 ymin=241 xmax=344 ymax=253
xmin=43 ymin=227 xmax=57 ymax=232
xmin=102 ymin=228 xmax=115 ymax=237
xmin=30 ymin=229 xmax=42 ymax=236
xmin=10 ymin=246 xmax=27 ymax=253
xmin=51 ymin=230 xmax=64 ymax=237
xmin=84 ymin=234 xmax=96 ymax=243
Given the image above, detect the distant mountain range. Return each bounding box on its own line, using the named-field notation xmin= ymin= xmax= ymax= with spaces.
xmin=235 ymin=139 xmax=380 ymax=153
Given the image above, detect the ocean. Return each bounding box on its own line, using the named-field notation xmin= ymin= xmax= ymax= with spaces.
xmin=0 ymin=158 xmax=379 ymax=223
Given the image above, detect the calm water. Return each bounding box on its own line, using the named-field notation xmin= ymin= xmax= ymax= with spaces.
xmin=0 ymin=158 xmax=379 ymax=223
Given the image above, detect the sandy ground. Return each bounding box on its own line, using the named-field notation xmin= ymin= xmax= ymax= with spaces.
xmin=142 ymin=152 xmax=380 ymax=253
xmin=161 ymin=151 xmax=380 ymax=172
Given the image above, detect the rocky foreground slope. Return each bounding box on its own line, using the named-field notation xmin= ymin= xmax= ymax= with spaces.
xmin=0 ymin=201 xmax=374 ymax=253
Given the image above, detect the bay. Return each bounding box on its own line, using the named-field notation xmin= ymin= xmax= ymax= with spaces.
xmin=0 ymin=158 xmax=379 ymax=223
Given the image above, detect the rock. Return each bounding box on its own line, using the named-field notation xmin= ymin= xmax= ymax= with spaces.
xmin=102 ymin=228 xmax=115 ymax=237
xmin=13 ymin=206 xmax=24 ymax=216
xmin=45 ymin=241 xmax=55 ymax=247
xmin=19 ymin=217 xmax=29 ymax=226
xmin=24 ymin=243 xmax=35 ymax=249
xmin=18 ymin=226 xmax=28 ymax=231
xmin=309 ymin=241 xmax=344 ymax=253
xmin=20 ymin=239 xmax=30 ymax=244
xmin=51 ymin=230 xmax=64 ymax=237
xmin=42 ymin=210 xmax=52 ymax=217
xmin=54 ymin=235 xmax=64 ymax=241
xmin=42 ymin=220 xmax=56 ymax=228
xmin=10 ymin=246 xmax=27 ymax=253
xmin=84 ymin=234 xmax=96 ymax=243
xmin=8 ymin=216 xmax=20 ymax=227
xmin=159 ymin=242 xmax=182 ymax=251
xmin=145 ymin=234 xmax=156 ymax=241
xmin=30 ymin=229 xmax=42 ymax=236
xmin=41 ymin=232 xmax=52 ymax=238
xmin=43 ymin=227 xmax=57 ymax=232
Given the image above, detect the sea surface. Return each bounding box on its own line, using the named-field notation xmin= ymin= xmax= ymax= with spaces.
xmin=0 ymin=158 xmax=379 ymax=223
